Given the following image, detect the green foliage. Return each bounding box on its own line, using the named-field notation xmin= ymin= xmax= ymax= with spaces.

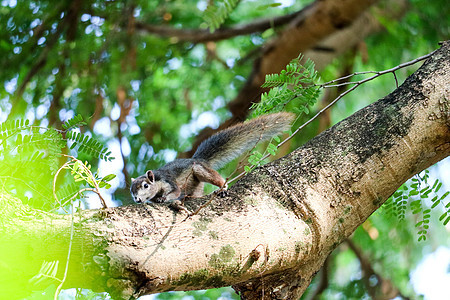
xmin=383 ymin=170 xmax=449 ymax=241
xmin=26 ymin=285 xmax=58 ymax=300
xmin=56 ymin=182 xmax=83 ymax=207
xmin=29 ymin=260 xmax=60 ymax=287
xmin=252 ymin=55 xmax=320 ymax=116
xmin=0 ymin=119 xmax=30 ymax=140
xmin=0 ymin=115 xmax=114 ymax=210
xmin=64 ymin=159 xmax=116 ymax=190
xmin=62 ymin=114 xmax=87 ymax=130
xmin=0 ymin=0 xmax=448 ymax=298
xmin=203 ymin=0 xmax=240 ymax=32
xmin=63 ymin=115 xmax=113 ymax=162
xmin=1 ymin=124 xmax=63 ymax=208
xmin=242 ymin=55 xmax=319 ymax=174
xmin=66 ymin=130 xmax=114 ymax=161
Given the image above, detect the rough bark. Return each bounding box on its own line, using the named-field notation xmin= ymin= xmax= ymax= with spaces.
xmin=1 ymin=42 xmax=449 ymax=299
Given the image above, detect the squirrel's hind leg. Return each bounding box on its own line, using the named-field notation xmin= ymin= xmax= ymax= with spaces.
xmin=192 ymin=163 xmax=228 ymax=197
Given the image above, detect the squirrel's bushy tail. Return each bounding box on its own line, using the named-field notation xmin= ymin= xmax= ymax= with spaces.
xmin=193 ymin=112 xmax=295 ymax=169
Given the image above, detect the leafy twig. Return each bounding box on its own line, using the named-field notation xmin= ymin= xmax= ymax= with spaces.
xmin=319 ymin=50 xmax=436 ymax=89
xmin=53 ymin=154 xmax=109 ymax=209
xmin=228 ymin=49 xmax=437 ymax=185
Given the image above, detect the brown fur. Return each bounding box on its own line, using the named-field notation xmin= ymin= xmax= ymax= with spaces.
xmin=130 ymin=112 xmax=295 ymax=204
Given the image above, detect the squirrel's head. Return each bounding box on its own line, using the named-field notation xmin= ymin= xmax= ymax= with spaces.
xmin=130 ymin=170 xmax=160 ymax=203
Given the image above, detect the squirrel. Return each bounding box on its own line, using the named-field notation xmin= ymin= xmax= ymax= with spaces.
xmin=130 ymin=112 xmax=295 ymax=208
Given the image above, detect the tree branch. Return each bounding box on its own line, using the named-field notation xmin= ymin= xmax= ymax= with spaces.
xmin=1 ymin=42 xmax=449 ymax=299
xmin=134 ymin=10 xmax=305 ymax=43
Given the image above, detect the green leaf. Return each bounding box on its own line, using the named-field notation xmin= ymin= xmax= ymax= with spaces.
xmin=394 ymin=191 xmax=403 ymax=198
xmin=203 ymin=0 xmax=240 ymax=32
xmin=73 ymin=160 xmax=81 ymax=172
xmin=409 ymin=190 xmax=419 ymax=196
xmin=431 ymin=179 xmax=439 ymax=190
xmin=435 ymin=182 xmax=442 ymax=192
xmin=102 ymin=174 xmax=116 ymax=182
xmin=98 ymin=181 xmax=107 ymax=188
xmin=444 ymin=216 xmax=450 ymax=226
xmin=431 ymin=201 xmax=440 ymax=209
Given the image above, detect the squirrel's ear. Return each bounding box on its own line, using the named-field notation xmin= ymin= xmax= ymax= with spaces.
xmin=146 ymin=170 xmax=155 ymax=182
xmin=131 ymin=178 xmax=135 ymax=183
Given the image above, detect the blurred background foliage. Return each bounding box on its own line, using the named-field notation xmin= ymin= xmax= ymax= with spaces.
xmin=0 ymin=0 xmax=449 ymax=299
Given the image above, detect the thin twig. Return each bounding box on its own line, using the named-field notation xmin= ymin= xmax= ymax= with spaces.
xmin=53 ymin=158 xmax=75 ymax=213
xmin=81 ymin=162 xmax=108 ymax=208
xmin=320 ymin=71 xmax=380 ymax=86
xmin=393 ymin=71 xmax=399 ymax=88
xmin=56 ymin=188 xmax=98 ymax=210
xmin=185 ymin=192 xmax=218 ymax=219
xmin=54 ymin=154 xmax=108 ymax=209
xmin=54 ymin=201 xmax=75 ymax=299
xmin=320 ymin=50 xmax=436 ymax=89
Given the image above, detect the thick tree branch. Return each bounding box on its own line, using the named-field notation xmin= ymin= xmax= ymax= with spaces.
xmin=134 ymin=10 xmax=304 ymax=43
xmin=1 ymin=42 xmax=449 ymax=299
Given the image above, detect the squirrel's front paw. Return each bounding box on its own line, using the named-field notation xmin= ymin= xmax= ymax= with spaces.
xmin=151 ymin=196 xmax=167 ymax=204
xmin=214 ymin=188 xmax=228 ymax=198
xmin=167 ymin=199 xmax=191 ymax=215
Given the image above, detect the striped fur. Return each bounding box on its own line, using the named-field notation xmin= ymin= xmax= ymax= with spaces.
xmin=193 ymin=112 xmax=295 ymax=169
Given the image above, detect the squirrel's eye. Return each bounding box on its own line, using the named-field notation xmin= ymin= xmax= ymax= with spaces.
xmin=144 ymin=183 xmax=149 ymax=188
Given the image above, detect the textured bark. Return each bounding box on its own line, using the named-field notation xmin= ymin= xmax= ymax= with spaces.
xmin=0 ymin=42 xmax=449 ymax=299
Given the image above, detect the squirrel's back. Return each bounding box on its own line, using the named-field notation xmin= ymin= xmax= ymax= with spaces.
xmin=193 ymin=112 xmax=295 ymax=169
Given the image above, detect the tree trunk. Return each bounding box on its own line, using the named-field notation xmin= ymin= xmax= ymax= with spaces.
xmin=1 ymin=42 xmax=449 ymax=299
